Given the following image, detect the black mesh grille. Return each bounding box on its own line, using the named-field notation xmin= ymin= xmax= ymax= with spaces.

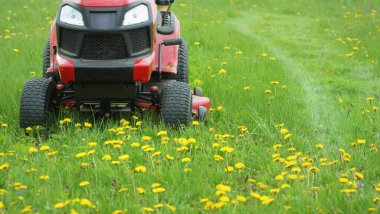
xmin=128 ymin=27 xmax=150 ymax=53
xmin=60 ymin=28 xmax=80 ymax=54
xmin=80 ymin=34 xmax=127 ymax=60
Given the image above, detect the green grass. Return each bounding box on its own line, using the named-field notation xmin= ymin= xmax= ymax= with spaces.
xmin=1 ymin=0 xmax=380 ymax=213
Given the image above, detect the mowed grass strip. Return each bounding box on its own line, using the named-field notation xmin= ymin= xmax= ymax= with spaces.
xmin=0 ymin=0 xmax=379 ymax=213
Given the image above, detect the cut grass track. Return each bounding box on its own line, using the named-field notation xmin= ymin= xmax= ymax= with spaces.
xmin=0 ymin=0 xmax=380 ymax=213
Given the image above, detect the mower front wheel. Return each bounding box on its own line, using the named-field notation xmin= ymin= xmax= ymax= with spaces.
xmin=160 ymin=81 xmax=192 ymax=126
xmin=20 ymin=78 xmax=57 ymax=128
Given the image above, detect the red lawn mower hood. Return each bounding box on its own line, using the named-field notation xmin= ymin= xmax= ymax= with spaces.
xmin=62 ymin=0 xmax=146 ymax=7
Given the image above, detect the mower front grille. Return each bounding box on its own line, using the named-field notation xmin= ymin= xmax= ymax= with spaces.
xmin=60 ymin=28 xmax=80 ymax=54
xmin=127 ymin=27 xmax=150 ymax=54
xmin=81 ymin=34 xmax=127 ymax=60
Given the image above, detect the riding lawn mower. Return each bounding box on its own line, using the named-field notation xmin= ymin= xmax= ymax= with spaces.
xmin=20 ymin=0 xmax=211 ymax=128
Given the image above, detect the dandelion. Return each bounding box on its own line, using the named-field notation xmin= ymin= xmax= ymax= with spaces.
xmin=213 ymin=155 xmax=224 ymax=161
xmin=368 ymin=208 xmax=376 ymax=213
xmin=134 ymin=165 xmax=147 ymax=173
xmin=244 ymin=86 xmax=251 ymax=91
xmin=0 ymin=163 xmax=10 ymax=170
xmin=354 ymin=172 xmax=364 ymax=180
xmin=54 ymin=202 xmax=66 ymax=209
xmin=315 ymin=144 xmax=324 ymax=149
xmin=225 ymin=166 xmax=234 ymax=172
xmin=118 ymin=155 xmax=130 ymax=160
xmin=112 ymin=161 xmax=121 ymax=165
xmin=340 ymin=189 xmax=357 ymax=194
xmin=152 ymin=187 xmax=166 ymax=193
xmin=218 ymin=69 xmax=227 ymax=75
xmin=284 ymin=134 xmax=292 ymax=140
xmin=137 ymin=187 xmax=145 ymax=194
xmin=40 ymin=145 xmax=50 ymax=151
xmin=234 ymin=162 xmax=245 ymax=170
xmin=270 ymin=188 xmax=280 ymax=194
xmin=261 ymin=53 xmax=268 ymax=57
xmin=194 ymin=41 xmax=200 ymax=46
xmin=271 ymin=81 xmax=280 ymax=85
xmin=13 ymin=48 xmax=20 ymax=53
xmin=39 ymin=175 xmax=49 ymax=181
xmin=192 ymin=121 xmax=199 ymax=126
xmin=142 ymin=136 xmax=151 ymax=141
xmin=357 ymin=139 xmax=366 ymax=144
xmin=79 ymin=181 xmax=90 ymax=187
xmin=220 ymin=146 xmax=234 ymax=153
xmin=102 ymin=154 xmax=112 ymax=161
xmin=84 ymin=122 xmax=92 ymax=128
xmin=75 ymin=152 xmax=86 ymax=158
xmin=265 ymin=90 xmax=272 ymax=94
xmin=275 ymin=175 xmax=284 ymax=181
xmin=181 ymin=157 xmax=191 ymax=163
xmin=235 ymin=50 xmax=243 ymax=55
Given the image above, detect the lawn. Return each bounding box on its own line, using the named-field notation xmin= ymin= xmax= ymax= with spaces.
xmin=0 ymin=0 xmax=379 ymax=213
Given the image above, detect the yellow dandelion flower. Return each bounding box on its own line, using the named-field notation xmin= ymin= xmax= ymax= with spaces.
xmin=102 ymin=154 xmax=112 ymax=161
xmin=29 ymin=147 xmax=38 ymax=154
xmin=192 ymin=121 xmax=200 ymax=126
xmin=84 ymin=122 xmax=92 ymax=128
xmin=217 ymin=106 xmax=223 ymax=111
xmin=54 ymin=202 xmax=66 ymax=209
xmin=134 ymin=165 xmax=147 ymax=173
xmin=315 ymin=144 xmax=324 ymax=149
xmin=79 ymin=181 xmax=90 ymax=187
xmin=271 ymin=81 xmax=280 ymax=85
xmin=354 ymin=172 xmax=364 ymax=180
xmin=357 ymin=139 xmax=366 ymax=144
xmin=142 ymin=136 xmax=151 ymax=141
xmin=152 ymin=187 xmax=166 ymax=193
xmin=154 ymin=203 xmax=164 ymax=209
xmin=137 ymin=187 xmax=145 ymax=194
xmin=235 ymin=162 xmax=245 ymax=170
xmin=157 ymin=131 xmax=167 ymax=136
xmin=284 ymin=134 xmax=292 ymax=140
xmin=118 ymin=155 xmax=130 ymax=160
xmin=112 ymin=161 xmax=121 ymax=165
xmin=369 ymin=208 xmax=376 ymax=213
xmin=225 ymin=166 xmax=234 ymax=172
xmin=213 ymin=155 xmax=224 ymax=161
xmin=40 ymin=145 xmax=50 ymax=151
xmin=194 ymin=41 xmax=200 ymax=46
xmin=181 ymin=157 xmax=191 ymax=163
xmin=166 ymin=154 xmax=175 ymax=160
xmin=270 ymin=188 xmax=280 ymax=194
xmin=220 ymin=146 xmax=234 ymax=153
xmin=340 ymin=189 xmax=357 ymax=194
xmin=75 ymin=152 xmax=86 ymax=158
xmin=275 ymin=175 xmax=284 ymax=181
xmin=119 ymin=188 xmax=128 ymax=193
xmin=39 ymin=175 xmax=49 ymax=181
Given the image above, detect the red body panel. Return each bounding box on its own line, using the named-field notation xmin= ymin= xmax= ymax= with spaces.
xmin=133 ymin=53 xmax=155 ymax=82
xmin=192 ymin=96 xmax=211 ymax=115
xmin=153 ymin=18 xmax=180 ymax=74
xmin=56 ymin=54 xmax=75 ymax=82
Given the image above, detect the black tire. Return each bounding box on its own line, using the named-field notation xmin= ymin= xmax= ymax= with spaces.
xmin=160 ymin=81 xmax=192 ymax=126
xmin=20 ymin=78 xmax=57 ymax=128
xmin=42 ymin=40 xmax=50 ymax=77
xmin=176 ymin=39 xmax=188 ymax=83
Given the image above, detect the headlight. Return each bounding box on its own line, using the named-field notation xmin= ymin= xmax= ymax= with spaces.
xmin=123 ymin=5 xmax=149 ymax=26
xmin=60 ymin=5 xmax=84 ymax=26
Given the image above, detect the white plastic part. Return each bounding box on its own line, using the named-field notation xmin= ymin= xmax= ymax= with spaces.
xmin=60 ymin=5 xmax=84 ymax=26
xmin=123 ymin=4 xmax=149 ymax=26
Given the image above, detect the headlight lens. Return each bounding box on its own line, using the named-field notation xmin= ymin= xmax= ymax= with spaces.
xmin=60 ymin=5 xmax=84 ymax=26
xmin=123 ymin=5 xmax=149 ymax=26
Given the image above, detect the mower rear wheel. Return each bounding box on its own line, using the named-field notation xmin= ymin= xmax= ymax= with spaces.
xmin=42 ymin=40 xmax=50 ymax=78
xmin=20 ymin=78 xmax=57 ymax=128
xmin=160 ymin=81 xmax=192 ymax=126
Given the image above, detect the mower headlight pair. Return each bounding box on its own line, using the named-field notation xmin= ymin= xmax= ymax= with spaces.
xmin=59 ymin=5 xmax=149 ymax=27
